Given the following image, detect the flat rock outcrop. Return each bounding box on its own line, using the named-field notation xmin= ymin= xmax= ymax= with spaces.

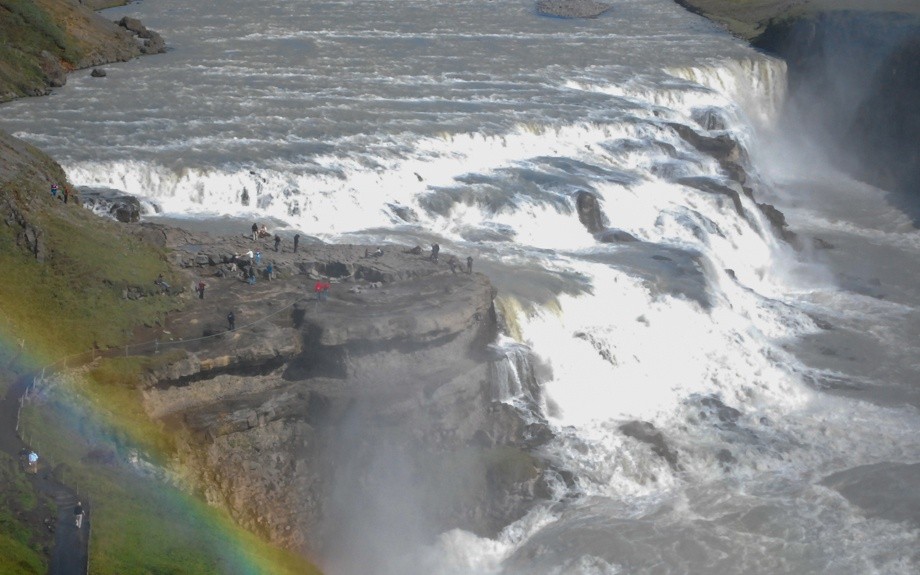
xmin=133 ymin=229 xmax=553 ymax=551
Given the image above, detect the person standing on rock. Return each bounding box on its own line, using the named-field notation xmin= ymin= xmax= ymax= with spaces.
xmin=274 ymin=234 xmax=282 ymax=252
xmin=227 ymin=311 xmax=235 ymax=331
xmin=293 ymin=233 xmax=300 ymax=253
xmin=266 ymin=262 xmax=274 ymax=281
xmin=197 ymin=281 xmax=206 ymax=299
xmin=251 ymin=223 xmax=258 ymax=241
xmin=248 ymin=266 xmax=256 ymax=285
xmin=315 ymin=279 xmax=330 ymax=301
xmin=467 ymin=256 xmax=473 ymax=274
xmin=430 ymin=243 xmax=439 ymax=263
xmin=448 ymin=256 xmax=458 ymax=273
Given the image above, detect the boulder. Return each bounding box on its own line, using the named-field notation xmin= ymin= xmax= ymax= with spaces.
xmin=537 ymin=0 xmax=612 ymax=19
xmin=619 ymin=420 xmax=681 ymax=471
xmin=117 ymin=16 xmax=167 ymax=55
xmin=78 ymin=187 xmax=143 ymax=223
xmin=90 ymin=68 xmax=107 ymax=78
xmin=575 ymin=190 xmax=605 ymax=233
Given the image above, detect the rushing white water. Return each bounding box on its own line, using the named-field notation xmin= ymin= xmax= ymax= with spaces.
xmin=2 ymin=0 xmax=919 ymax=573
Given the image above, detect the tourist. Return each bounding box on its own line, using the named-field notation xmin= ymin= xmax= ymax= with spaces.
xmin=50 ymin=184 xmax=58 ymax=199
xmin=293 ymin=233 xmax=300 ymax=253
xmin=155 ymin=274 xmax=170 ymax=294
xmin=430 ymin=243 xmax=439 ymax=263
xmin=197 ymin=281 xmax=206 ymax=299
xmin=315 ymin=279 xmax=330 ymax=301
xmin=467 ymin=256 xmax=473 ymax=274
xmin=227 ymin=311 xmax=235 ymax=331
xmin=254 ymin=250 xmax=262 ymax=265
xmin=74 ymin=501 xmax=84 ymax=529
xmin=266 ymin=262 xmax=274 ymax=280
xmin=448 ymin=256 xmax=458 ymax=273
xmin=248 ymin=266 xmax=256 ymax=285
xmin=274 ymin=234 xmax=281 ymax=252
xmin=251 ymin=223 xmax=258 ymax=240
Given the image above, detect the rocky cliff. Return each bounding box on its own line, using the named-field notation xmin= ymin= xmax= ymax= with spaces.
xmin=0 ymin=0 xmax=165 ymax=102
xmin=674 ymin=0 xmax=920 ymax=220
xmin=753 ymin=10 xmax=920 ymax=212
xmin=132 ymin=230 xmax=554 ymax=553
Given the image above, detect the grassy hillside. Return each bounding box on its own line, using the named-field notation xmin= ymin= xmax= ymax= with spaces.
xmin=0 ymin=130 xmax=179 ymax=364
xmin=0 ymin=0 xmax=138 ymax=101
xmin=0 ymin=105 xmax=322 ymax=575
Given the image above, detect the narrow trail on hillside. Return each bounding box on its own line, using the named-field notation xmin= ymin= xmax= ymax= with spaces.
xmin=1 ymin=376 xmax=88 ymax=575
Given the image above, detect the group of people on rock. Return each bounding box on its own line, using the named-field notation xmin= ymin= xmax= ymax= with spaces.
xmin=185 ymin=223 xmax=481 ymax=335
xmin=250 ymin=223 xmax=271 ymax=240
xmin=250 ymin=223 xmax=302 ymax=254
xmin=430 ymin=243 xmax=473 ymax=274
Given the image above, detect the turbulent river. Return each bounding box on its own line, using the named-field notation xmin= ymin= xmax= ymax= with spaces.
xmin=2 ymin=0 xmax=919 ymax=573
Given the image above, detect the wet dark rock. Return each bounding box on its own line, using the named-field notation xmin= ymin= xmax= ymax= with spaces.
xmin=812 ymin=237 xmax=835 ymax=250
xmin=90 ymin=68 xmax=107 ymax=78
xmin=678 ymin=176 xmax=744 ymax=215
xmin=716 ymin=448 xmax=737 ymax=471
xmin=597 ymin=228 xmax=638 ymax=243
xmin=78 ymin=187 xmax=143 ymax=223
xmin=668 ymin=122 xmax=742 ymax=164
xmin=619 ymin=420 xmax=681 ymax=471
xmin=387 ymin=202 xmax=418 ymax=223
xmin=691 ymin=107 xmax=729 ymax=131
xmin=697 ymin=395 xmax=742 ymax=427
xmin=117 ymin=16 xmax=167 ymax=55
xmin=574 ymin=331 xmax=616 ymax=366
xmin=757 ymin=201 xmax=796 ymax=242
xmin=536 ymin=0 xmax=612 ymax=19
xmin=575 ymin=190 xmax=605 ymax=233
xmin=806 ymin=314 xmax=834 ymax=331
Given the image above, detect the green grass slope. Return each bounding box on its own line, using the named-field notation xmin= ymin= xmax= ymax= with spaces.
xmin=0 ymin=0 xmax=138 ymax=101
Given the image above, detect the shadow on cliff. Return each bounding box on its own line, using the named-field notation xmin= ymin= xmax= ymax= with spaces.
xmin=755 ymin=10 xmax=920 ymax=226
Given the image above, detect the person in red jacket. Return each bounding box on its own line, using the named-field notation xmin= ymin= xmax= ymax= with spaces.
xmin=314 ymin=280 xmax=330 ymax=301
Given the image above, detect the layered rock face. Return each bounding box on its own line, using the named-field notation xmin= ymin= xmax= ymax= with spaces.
xmin=140 ymin=235 xmax=551 ymax=552
xmin=673 ymin=2 xmax=920 ymax=213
